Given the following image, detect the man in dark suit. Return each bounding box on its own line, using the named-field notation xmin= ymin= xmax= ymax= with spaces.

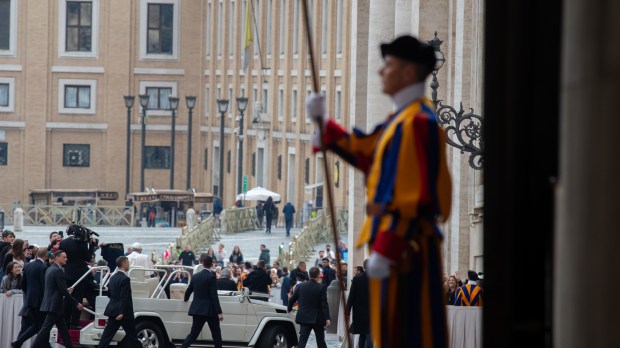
xmin=180 ymin=254 xmax=224 ymax=348
xmin=243 ymin=260 xmax=271 ymax=300
xmin=319 ymin=258 xmax=336 ymax=288
xmin=12 ymin=247 xmax=48 ymax=348
xmin=346 ymin=259 xmax=371 ymax=348
xmin=60 ymin=226 xmax=95 ymax=328
xmin=32 ymin=250 xmax=83 ymax=348
xmin=287 ymin=266 xmax=331 ymax=348
xmin=280 ymin=267 xmax=291 ymax=306
xmin=97 ymin=256 xmax=141 ymax=348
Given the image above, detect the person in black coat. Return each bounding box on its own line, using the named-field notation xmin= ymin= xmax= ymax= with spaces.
xmin=32 ymin=250 xmax=83 ymax=348
xmin=180 ymin=255 xmax=224 ymax=348
xmin=97 ymin=256 xmax=141 ymax=348
xmin=319 ymin=258 xmax=336 ymax=288
xmin=280 ymin=267 xmax=291 ymax=306
xmin=12 ymin=247 xmax=47 ymax=348
xmin=263 ymin=197 xmax=275 ymax=233
xmin=346 ymin=260 xmax=371 ymax=348
xmin=59 ymin=227 xmax=95 ymax=328
xmin=289 ymin=262 xmax=309 ymax=288
xmin=216 ymin=268 xmax=238 ymax=291
xmin=287 ymin=267 xmax=331 ymax=348
xmin=243 ymin=260 xmax=271 ymax=300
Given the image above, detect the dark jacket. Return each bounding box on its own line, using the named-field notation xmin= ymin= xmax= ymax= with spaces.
xmin=243 ymin=268 xmax=271 ymax=294
xmin=288 ymin=279 xmax=330 ymax=325
xmin=320 ymin=266 xmax=336 ymax=288
xmin=185 ymin=269 xmax=222 ymax=317
xmin=229 ymin=252 xmax=244 ymax=265
xmin=282 ymin=203 xmax=296 ymax=221
xmin=213 ymin=199 xmax=223 ymax=215
xmin=346 ymin=272 xmax=370 ymax=334
xmin=40 ymin=264 xmax=77 ymax=313
xmin=263 ymin=200 xmax=275 ymax=217
xmin=179 ymin=250 xmax=197 ymax=266
xmin=259 ymin=249 xmax=270 ymax=265
xmin=103 ymin=271 xmax=134 ymax=318
xmin=289 ymin=267 xmax=309 ymax=287
xmin=216 ymin=278 xmax=238 ymax=291
xmin=19 ymin=258 xmax=46 ymax=317
xmin=0 ymin=241 xmax=11 ymax=268
xmin=59 ymin=236 xmax=94 ymax=281
xmin=280 ymin=274 xmax=291 ymax=301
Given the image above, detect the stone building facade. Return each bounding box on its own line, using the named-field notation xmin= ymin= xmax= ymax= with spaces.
xmin=0 ymin=0 xmax=350 ymax=224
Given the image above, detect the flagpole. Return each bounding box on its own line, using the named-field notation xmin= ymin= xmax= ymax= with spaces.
xmin=301 ymin=1 xmax=352 ymax=347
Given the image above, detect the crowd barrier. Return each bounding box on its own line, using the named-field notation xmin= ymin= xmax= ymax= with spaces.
xmin=160 ymin=215 xmax=220 ymax=264
xmin=221 ymin=207 xmax=258 ymax=233
xmin=285 ymin=209 xmax=348 ymax=269
xmin=0 ymin=204 xmax=134 ymax=227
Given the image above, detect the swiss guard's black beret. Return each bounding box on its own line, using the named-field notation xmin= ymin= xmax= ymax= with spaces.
xmin=380 ymin=35 xmax=436 ymax=72
xmin=467 ymin=270 xmax=480 ymax=281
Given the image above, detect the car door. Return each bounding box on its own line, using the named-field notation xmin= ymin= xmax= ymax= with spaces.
xmin=201 ymin=291 xmax=247 ymax=342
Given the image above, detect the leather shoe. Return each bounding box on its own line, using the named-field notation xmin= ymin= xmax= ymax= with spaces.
xmin=11 ymin=341 xmax=20 ymax=348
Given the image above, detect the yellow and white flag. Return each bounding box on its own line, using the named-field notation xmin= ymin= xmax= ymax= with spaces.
xmin=242 ymin=0 xmax=253 ymax=71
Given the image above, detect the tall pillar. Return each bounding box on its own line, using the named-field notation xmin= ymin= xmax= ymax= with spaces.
xmin=555 ymin=0 xmax=620 ymax=346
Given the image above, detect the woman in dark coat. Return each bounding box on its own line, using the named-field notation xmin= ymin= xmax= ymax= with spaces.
xmin=263 ymin=197 xmax=275 ymax=234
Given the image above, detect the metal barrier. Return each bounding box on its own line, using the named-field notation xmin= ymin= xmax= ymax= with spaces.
xmin=220 ymin=207 xmax=258 ymax=233
xmin=285 ymin=208 xmax=348 ymax=269
xmin=161 ymin=215 xmax=220 ymax=264
xmin=0 ymin=204 xmax=135 ymax=227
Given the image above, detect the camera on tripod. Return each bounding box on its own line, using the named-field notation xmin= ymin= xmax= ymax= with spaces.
xmin=66 ymin=222 xmax=100 ymax=248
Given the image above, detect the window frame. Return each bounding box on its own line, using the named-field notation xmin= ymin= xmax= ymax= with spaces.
xmin=139 ymin=80 xmax=178 ymax=116
xmin=58 ymin=0 xmax=99 ymax=58
xmin=58 ymin=79 xmax=97 ymax=115
xmin=63 ymin=143 xmax=91 ymax=167
xmin=0 ymin=142 xmax=7 ymax=166
xmin=0 ymin=77 xmax=16 ymax=113
xmin=139 ymin=0 xmax=180 ymax=61
xmin=64 ymin=85 xmax=92 ymax=109
xmin=0 ymin=0 xmax=18 ymax=57
xmin=144 ymin=145 xmax=171 ymax=169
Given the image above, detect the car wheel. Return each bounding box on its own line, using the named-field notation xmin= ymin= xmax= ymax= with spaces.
xmin=135 ymin=320 xmax=165 ymax=348
xmin=256 ymin=324 xmax=292 ymax=348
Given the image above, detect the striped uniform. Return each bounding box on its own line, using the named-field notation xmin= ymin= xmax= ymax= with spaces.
xmin=317 ymin=97 xmax=452 ymax=348
xmin=454 ymin=284 xmax=483 ymax=306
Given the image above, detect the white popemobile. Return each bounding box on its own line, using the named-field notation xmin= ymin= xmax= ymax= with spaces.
xmin=51 ymin=265 xmax=299 ymax=348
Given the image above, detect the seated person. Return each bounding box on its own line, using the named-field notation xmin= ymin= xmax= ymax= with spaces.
xmin=1 ymin=261 xmax=23 ymax=296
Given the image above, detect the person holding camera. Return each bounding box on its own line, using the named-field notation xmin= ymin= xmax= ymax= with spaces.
xmin=59 ymin=224 xmax=96 ymax=329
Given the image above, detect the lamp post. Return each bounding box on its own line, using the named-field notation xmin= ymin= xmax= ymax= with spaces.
xmin=236 ymin=95 xmax=248 ymax=195
xmin=123 ymin=96 xmax=135 ymax=199
xmin=216 ymin=98 xmax=229 ymax=201
xmin=168 ymin=96 xmax=179 ymax=189
xmin=428 ymin=32 xmax=484 ymax=170
xmin=185 ymin=96 xmax=197 ymax=190
xmin=139 ymin=94 xmax=150 ymax=192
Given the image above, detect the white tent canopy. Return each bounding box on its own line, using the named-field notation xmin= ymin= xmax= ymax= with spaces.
xmin=236 ymin=187 xmax=281 ymax=203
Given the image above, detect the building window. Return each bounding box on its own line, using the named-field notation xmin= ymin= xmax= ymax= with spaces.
xmin=278 ymin=88 xmax=283 ymax=121
xmin=217 ymin=1 xmax=222 ymax=57
xmin=140 ymin=0 xmax=179 ymax=60
xmin=145 ymin=146 xmax=170 ymax=169
xmin=205 ymin=86 xmax=210 ymax=115
xmin=204 ymin=148 xmax=208 ymax=170
xmin=139 ymin=81 xmax=177 ymax=116
xmin=229 ymin=0 xmax=235 ymax=58
xmin=64 ymin=85 xmax=91 ymax=109
xmin=266 ymin=0 xmax=272 ymax=56
xmin=321 ymin=0 xmax=327 ymax=54
xmin=336 ymin=0 xmax=343 ymax=55
xmin=206 ymin=2 xmax=211 ymax=57
xmin=251 ymin=152 xmax=256 ymax=176
xmin=335 ymin=89 xmax=341 ymax=120
xmin=0 ymin=142 xmax=7 ymax=165
xmin=63 ymin=144 xmax=90 ymax=167
xmin=277 ymin=155 xmax=282 ymax=180
xmin=58 ymin=79 xmax=97 ymax=114
xmin=66 ymin=1 xmax=92 ymax=52
xmin=0 ymin=83 xmax=9 ymax=107
xmin=59 ymin=0 xmax=99 ymax=58
xmin=262 ymin=88 xmax=268 ymax=112
xmin=292 ymin=89 xmax=297 ymax=121
xmin=0 ymin=0 xmax=11 ymax=51
xmin=305 ymin=157 xmax=309 ymax=184
xmin=253 ymin=0 xmax=260 ymax=57
xmin=293 ymin=0 xmax=299 ymax=55
xmin=279 ymin=0 xmax=285 ymax=55
xmin=145 ymin=86 xmax=172 ymax=110
xmin=147 ymin=4 xmax=173 ymax=54
xmin=227 ymin=150 xmax=231 ymax=173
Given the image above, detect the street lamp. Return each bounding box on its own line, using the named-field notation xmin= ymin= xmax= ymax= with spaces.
xmin=428 ymin=32 xmax=484 ymax=170
xmin=139 ymin=94 xmax=150 ymax=192
xmin=216 ymin=98 xmax=229 ymax=201
xmin=168 ymin=96 xmax=179 ymax=189
xmin=236 ymin=95 xmax=248 ymax=195
xmin=123 ymin=95 xmax=135 ymax=199
xmin=185 ymin=96 xmax=197 ymax=190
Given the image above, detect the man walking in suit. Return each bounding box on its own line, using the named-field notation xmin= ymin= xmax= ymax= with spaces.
xmin=12 ymin=247 xmax=48 ymax=348
xmin=287 ymin=266 xmax=330 ymax=348
xmin=346 ymin=259 xmax=371 ymax=348
xmin=97 ymin=256 xmax=141 ymax=348
xmin=180 ymin=254 xmax=224 ymax=348
xmin=32 ymin=250 xmax=83 ymax=348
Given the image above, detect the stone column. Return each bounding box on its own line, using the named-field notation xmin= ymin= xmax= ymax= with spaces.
xmin=555 ymin=0 xmax=620 ymax=346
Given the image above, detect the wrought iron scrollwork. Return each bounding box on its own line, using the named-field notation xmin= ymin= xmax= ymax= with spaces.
xmin=436 ymin=101 xmax=484 ymax=170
